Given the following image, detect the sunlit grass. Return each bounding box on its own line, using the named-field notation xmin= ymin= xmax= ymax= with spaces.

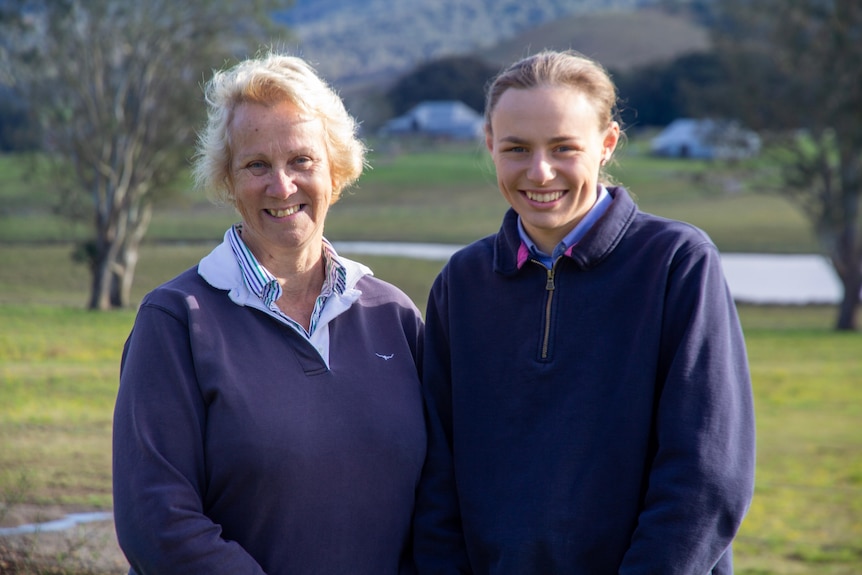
xmin=729 ymin=323 xmax=862 ymax=574
xmin=1 ymin=144 xmax=860 ymax=573
xmin=2 ymin=300 xmax=860 ymax=574
xmin=0 ymin=305 xmax=132 ymax=508
xmin=0 ymin=143 xmax=818 ymax=252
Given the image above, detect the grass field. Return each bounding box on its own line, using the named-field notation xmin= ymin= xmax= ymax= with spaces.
xmin=0 ymin=141 xmax=819 ymax=252
xmin=1 ymin=144 xmax=860 ymax=574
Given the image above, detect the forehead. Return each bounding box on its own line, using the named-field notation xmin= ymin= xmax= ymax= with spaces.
xmin=231 ymin=101 xmax=324 ymax=144
xmin=491 ymin=85 xmax=601 ymax=134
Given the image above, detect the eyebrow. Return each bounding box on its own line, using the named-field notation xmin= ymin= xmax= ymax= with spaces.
xmin=235 ymin=147 xmax=317 ymax=161
xmin=498 ymin=135 xmax=580 ymax=145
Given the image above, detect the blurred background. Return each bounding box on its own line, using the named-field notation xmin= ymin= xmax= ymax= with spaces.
xmin=0 ymin=1 xmax=860 ymax=573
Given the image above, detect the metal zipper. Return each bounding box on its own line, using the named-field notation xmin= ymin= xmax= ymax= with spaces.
xmin=541 ymin=263 xmax=556 ymax=359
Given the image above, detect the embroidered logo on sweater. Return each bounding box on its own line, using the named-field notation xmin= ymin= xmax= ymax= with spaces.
xmin=375 ymin=353 xmax=394 ymax=360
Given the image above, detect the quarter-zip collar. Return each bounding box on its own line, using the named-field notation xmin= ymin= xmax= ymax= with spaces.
xmin=517 ymin=185 xmax=613 ymax=268
xmin=494 ymin=186 xmax=638 ymax=276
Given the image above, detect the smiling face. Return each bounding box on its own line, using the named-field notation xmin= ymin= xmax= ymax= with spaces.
xmin=229 ymin=100 xmax=334 ymax=268
xmin=486 ymin=85 xmax=619 ymax=254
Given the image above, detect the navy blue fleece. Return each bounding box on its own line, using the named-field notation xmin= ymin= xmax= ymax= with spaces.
xmin=114 ymin=268 xmax=425 ymax=575
xmin=414 ymin=187 xmax=755 ymax=574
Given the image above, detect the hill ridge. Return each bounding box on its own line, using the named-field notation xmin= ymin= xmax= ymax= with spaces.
xmin=275 ymin=0 xmax=696 ymax=88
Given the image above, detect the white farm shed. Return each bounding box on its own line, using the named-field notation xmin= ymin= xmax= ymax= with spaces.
xmin=650 ymin=118 xmax=761 ymax=160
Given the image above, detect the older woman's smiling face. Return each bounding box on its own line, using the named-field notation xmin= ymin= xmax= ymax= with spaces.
xmin=486 ymin=85 xmax=619 ymax=255
xmin=229 ymin=100 xmax=334 ymax=266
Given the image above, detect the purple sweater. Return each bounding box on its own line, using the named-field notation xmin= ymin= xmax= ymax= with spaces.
xmin=414 ymin=187 xmax=755 ymax=574
xmin=113 ymin=266 xmax=426 ymax=574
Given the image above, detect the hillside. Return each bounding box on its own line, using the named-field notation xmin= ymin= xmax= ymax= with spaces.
xmin=275 ymin=0 xmax=681 ymax=89
xmin=478 ymin=8 xmax=710 ymax=73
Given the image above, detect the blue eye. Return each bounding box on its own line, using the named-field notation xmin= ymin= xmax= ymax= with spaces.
xmin=245 ymin=161 xmax=269 ymax=176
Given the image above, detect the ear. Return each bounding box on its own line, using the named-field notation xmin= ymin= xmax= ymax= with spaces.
xmin=602 ymin=121 xmax=621 ymax=161
xmin=223 ymin=175 xmax=237 ymax=207
xmin=330 ymin=177 xmax=340 ymax=205
xmin=485 ymin=127 xmax=494 ymax=153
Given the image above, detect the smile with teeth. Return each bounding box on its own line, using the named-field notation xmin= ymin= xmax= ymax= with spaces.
xmin=525 ymin=190 xmax=565 ymax=203
xmin=266 ymin=205 xmax=301 ymax=217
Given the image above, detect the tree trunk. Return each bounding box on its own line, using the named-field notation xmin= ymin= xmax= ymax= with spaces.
xmin=833 ymin=145 xmax=862 ymax=331
xmin=88 ymin=175 xmax=156 ymax=309
xmin=89 ymin=238 xmax=125 ymax=311
xmin=113 ymin=203 xmax=152 ymax=308
xmin=834 ymin=272 xmax=861 ymax=331
xmin=87 ymin=242 xmax=113 ymax=311
xmin=89 ymin=203 xmax=126 ymax=310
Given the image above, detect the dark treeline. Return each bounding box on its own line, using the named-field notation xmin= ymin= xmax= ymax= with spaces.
xmin=613 ymin=51 xmax=730 ymax=130
xmin=385 ymin=55 xmax=499 ymax=118
xmin=0 ymin=86 xmax=41 ymax=152
xmin=380 ymin=50 xmax=734 ymax=131
xmin=0 ymin=47 xmax=770 ymax=151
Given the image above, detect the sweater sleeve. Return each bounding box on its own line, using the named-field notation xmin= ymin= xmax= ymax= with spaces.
xmin=619 ymin=242 xmax=756 ymax=574
xmin=112 ymin=298 xmax=266 ymax=575
xmin=413 ymin=271 xmax=473 ymax=574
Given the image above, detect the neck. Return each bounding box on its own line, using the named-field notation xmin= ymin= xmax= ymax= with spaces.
xmin=272 ymin=252 xmax=327 ymax=332
xmin=277 ymin=256 xmax=325 ymax=297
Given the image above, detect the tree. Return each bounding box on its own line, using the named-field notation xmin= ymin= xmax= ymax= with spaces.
xmin=386 ymin=55 xmax=498 ymax=117
xmin=613 ymin=52 xmax=727 ymax=128
xmin=0 ymin=86 xmax=40 ymax=151
xmin=0 ymin=0 xmax=290 ymax=310
xmin=710 ymin=0 xmax=862 ymax=330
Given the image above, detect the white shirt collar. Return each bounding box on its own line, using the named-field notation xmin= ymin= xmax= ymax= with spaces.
xmin=198 ymin=226 xmax=372 ymax=366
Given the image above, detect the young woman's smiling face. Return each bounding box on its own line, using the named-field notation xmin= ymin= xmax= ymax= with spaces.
xmin=229 ymin=100 xmax=334 ymax=267
xmin=486 ymin=85 xmax=619 ymax=254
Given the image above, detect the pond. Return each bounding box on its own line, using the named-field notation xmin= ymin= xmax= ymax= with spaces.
xmin=333 ymin=242 xmax=845 ymax=305
xmin=719 ymin=253 xmax=842 ymax=305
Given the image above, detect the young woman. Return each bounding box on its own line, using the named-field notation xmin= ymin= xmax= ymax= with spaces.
xmin=413 ymin=50 xmax=755 ymax=574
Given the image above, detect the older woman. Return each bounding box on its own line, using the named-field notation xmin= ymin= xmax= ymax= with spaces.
xmin=413 ymin=50 xmax=755 ymax=574
xmin=113 ymin=52 xmax=426 ymax=575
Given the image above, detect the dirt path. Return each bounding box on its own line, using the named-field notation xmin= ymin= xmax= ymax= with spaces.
xmin=0 ymin=505 xmax=128 ymax=574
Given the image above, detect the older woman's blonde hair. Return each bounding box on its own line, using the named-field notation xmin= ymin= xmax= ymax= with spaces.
xmin=192 ymin=51 xmax=366 ymax=206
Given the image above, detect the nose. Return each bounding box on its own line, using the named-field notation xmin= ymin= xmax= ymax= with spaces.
xmin=267 ymin=167 xmax=297 ymax=198
xmin=527 ymin=153 xmax=554 ymax=184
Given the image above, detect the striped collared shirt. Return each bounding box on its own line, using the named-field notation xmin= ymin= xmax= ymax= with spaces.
xmin=226 ymin=224 xmax=347 ymax=336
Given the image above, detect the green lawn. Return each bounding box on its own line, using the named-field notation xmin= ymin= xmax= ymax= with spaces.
xmin=0 ymin=305 xmax=130 ymax=508
xmin=0 ymin=145 xmax=859 ymax=574
xmin=0 ymin=142 xmax=818 ymax=252
xmin=1 ymin=297 xmax=860 ymax=574
xmin=734 ymin=324 xmax=862 ymax=574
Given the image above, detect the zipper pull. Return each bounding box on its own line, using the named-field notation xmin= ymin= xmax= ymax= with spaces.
xmin=545 ymin=268 xmax=555 ymax=291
